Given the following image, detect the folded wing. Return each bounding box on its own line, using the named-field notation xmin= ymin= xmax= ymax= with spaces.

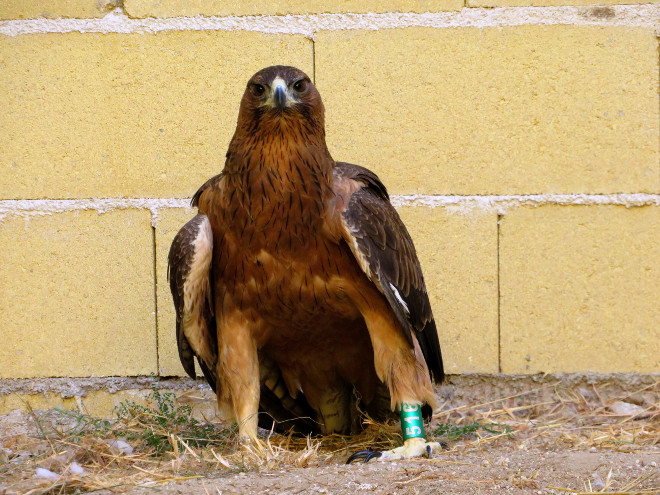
xmin=167 ymin=214 xmax=218 ymax=390
xmin=335 ymin=162 xmax=444 ymax=383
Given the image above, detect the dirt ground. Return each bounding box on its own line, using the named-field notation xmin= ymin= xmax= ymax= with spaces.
xmin=1 ymin=376 xmax=658 ymax=494
xmin=125 ymin=448 xmax=659 ymax=495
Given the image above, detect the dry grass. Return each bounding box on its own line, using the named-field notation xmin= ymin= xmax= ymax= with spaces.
xmin=434 ymin=382 xmax=659 ymax=452
xmin=0 ymin=380 xmax=657 ymax=494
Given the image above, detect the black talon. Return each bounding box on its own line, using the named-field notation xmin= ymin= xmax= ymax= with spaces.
xmin=426 ymin=445 xmax=432 ymax=458
xmin=346 ymin=450 xmax=383 ymax=464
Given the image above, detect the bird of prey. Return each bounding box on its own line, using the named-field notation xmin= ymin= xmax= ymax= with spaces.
xmin=168 ymin=66 xmax=444 ymax=461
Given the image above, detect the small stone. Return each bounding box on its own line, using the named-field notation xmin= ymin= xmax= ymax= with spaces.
xmin=69 ymin=462 xmax=85 ymax=475
xmin=610 ymin=401 xmax=645 ymax=416
xmin=35 ymin=468 xmax=59 ymax=480
xmin=591 ymin=474 xmax=605 ymax=490
xmin=107 ymin=440 xmax=133 ymax=455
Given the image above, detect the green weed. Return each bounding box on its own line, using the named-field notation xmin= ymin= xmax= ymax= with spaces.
xmin=53 ymin=407 xmax=114 ymax=438
xmin=433 ymin=421 xmax=513 ymax=440
xmin=114 ymin=386 xmax=235 ymax=454
xmin=49 ymin=386 xmax=235 ymax=455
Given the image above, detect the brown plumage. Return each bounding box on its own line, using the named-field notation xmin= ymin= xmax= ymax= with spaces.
xmin=168 ymin=66 xmax=443 ymax=454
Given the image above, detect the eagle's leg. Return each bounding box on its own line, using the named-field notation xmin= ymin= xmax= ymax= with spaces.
xmin=346 ymin=402 xmax=444 ymax=463
xmin=352 ymin=402 xmax=443 ymax=462
xmin=217 ymin=319 xmax=262 ymax=450
xmin=317 ymin=383 xmax=352 ymax=435
xmin=347 ymin=304 xmax=439 ymax=463
xmin=347 ymin=437 xmax=444 ymax=463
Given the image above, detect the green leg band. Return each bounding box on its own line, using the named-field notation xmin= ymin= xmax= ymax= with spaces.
xmin=400 ymin=402 xmax=425 ymax=441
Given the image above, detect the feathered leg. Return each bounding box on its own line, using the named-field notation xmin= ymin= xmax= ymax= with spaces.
xmin=216 ymin=314 xmax=262 ymax=449
xmin=347 ymin=299 xmax=441 ymax=463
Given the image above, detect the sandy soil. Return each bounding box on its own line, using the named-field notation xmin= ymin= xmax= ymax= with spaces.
xmin=1 ymin=376 xmax=658 ymax=494
xmin=127 ymin=447 xmax=660 ymax=495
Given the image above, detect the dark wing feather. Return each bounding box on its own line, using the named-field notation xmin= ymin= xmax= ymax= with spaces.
xmin=167 ymin=214 xmax=219 ymax=391
xmin=192 ymin=173 xmax=224 ymax=208
xmin=335 ymin=162 xmax=444 ymax=383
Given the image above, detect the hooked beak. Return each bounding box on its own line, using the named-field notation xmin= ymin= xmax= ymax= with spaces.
xmin=264 ymin=77 xmax=295 ymax=110
xmin=274 ymin=84 xmax=286 ymax=109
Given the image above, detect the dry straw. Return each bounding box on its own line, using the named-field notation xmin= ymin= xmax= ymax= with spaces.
xmin=1 ymin=379 xmax=657 ymax=493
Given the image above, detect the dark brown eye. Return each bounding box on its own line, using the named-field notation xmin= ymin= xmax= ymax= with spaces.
xmin=250 ymin=83 xmax=265 ymax=97
xmin=292 ymin=79 xmax=307 ymax=93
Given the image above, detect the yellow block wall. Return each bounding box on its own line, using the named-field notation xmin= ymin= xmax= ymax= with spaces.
xmin=1 ymin=1 xmax=658 ymax=389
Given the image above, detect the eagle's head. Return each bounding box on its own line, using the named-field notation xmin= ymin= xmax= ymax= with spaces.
xmin=237 ymin=66 xmax=325 ymax=134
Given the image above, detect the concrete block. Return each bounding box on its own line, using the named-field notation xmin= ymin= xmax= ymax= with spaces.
xmin=500 ymin=205 xmax=660 ymax=373
xmin=0 ymin=32 xmax=312 ymax=199
xmin=0 ymin=388 xmax=218 ymax=418
xmin=0 ymin=209 xmax=156 ymax=378
xmin=315 ymin=26 xmax=658 ymax=195
xmin=398 ymin=206 xmax=499 ymax=373
xmin=0 ymin=0 xmax=117 ymax=19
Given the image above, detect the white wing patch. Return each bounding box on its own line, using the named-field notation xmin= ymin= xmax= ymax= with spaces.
xmin=183 ymin=217 xmax=213 ymax=311
xmin=389 ymin=282 xmax=409 ymax=314
xmin=342 ymin=221 xmax=375 ymax=281
xmin=181 ymin=215 xmax=216 ymax=367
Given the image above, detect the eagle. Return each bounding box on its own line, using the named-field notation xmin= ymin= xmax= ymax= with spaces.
xmin=168 ymin=66 xmax=444 ymax=462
